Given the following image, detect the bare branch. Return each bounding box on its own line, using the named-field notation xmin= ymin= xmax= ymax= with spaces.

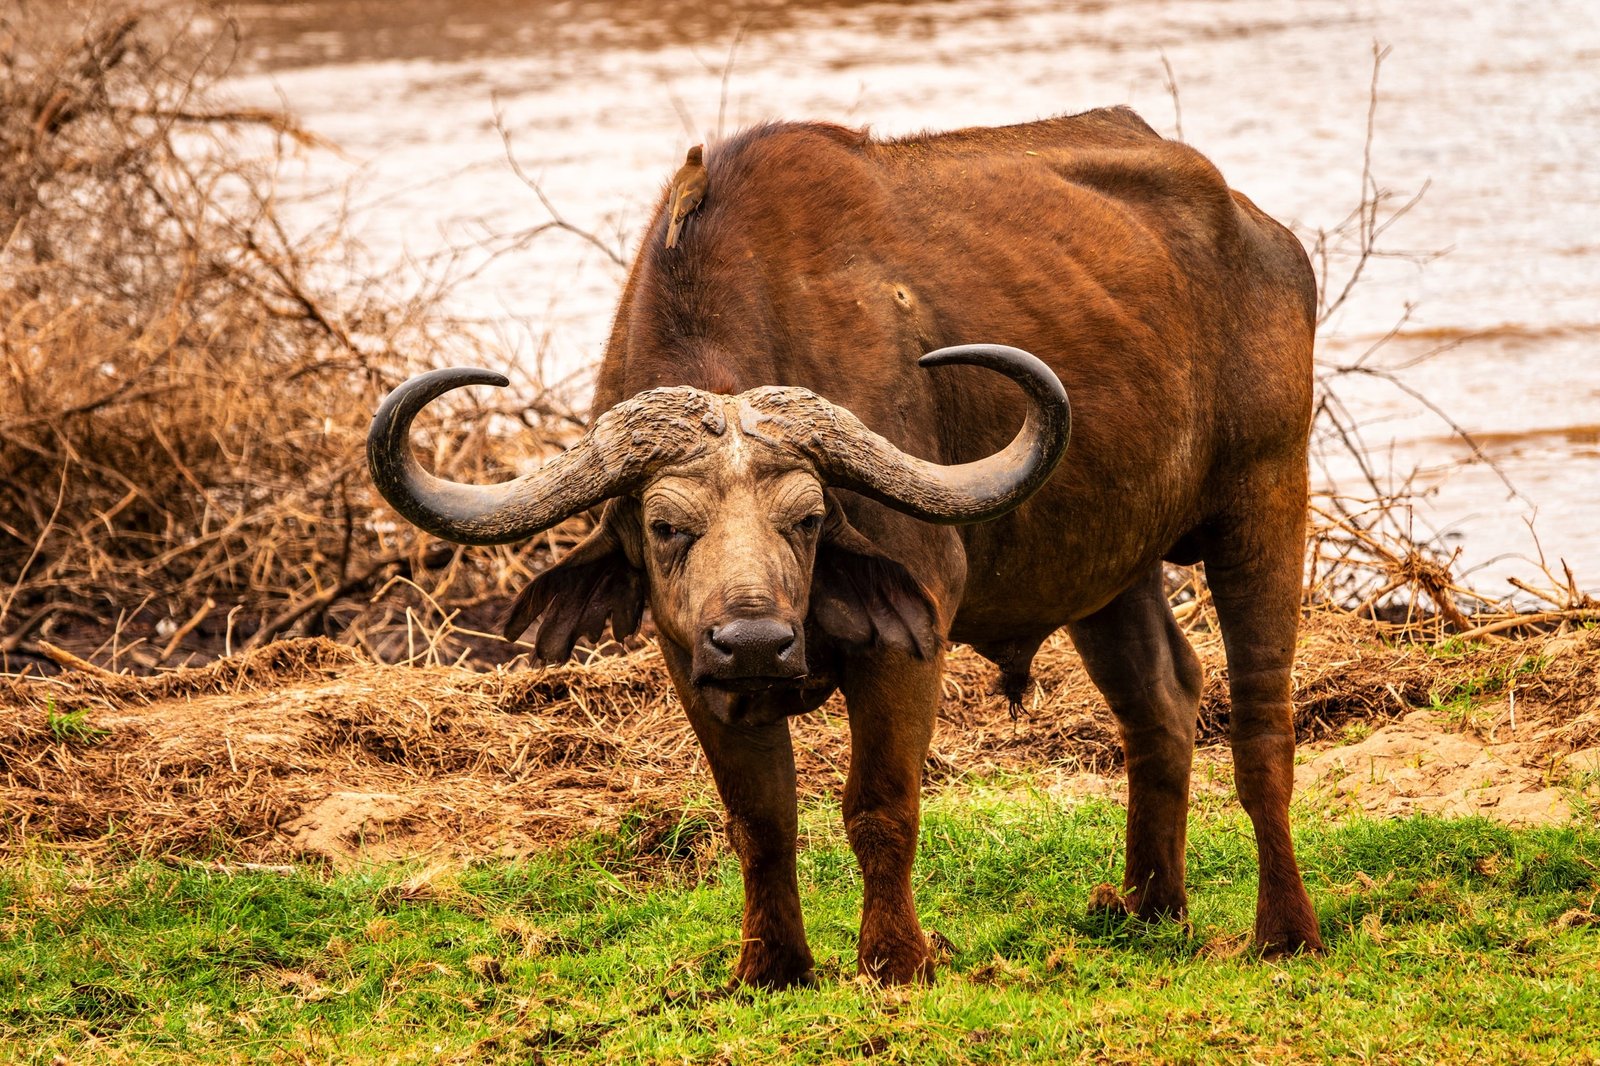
xmin=490 ymin=95 xmax=628 ymax=269
xmin=1158 ymin=51 xmax=1183 ymax=142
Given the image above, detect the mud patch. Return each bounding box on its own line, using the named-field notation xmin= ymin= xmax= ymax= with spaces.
xmin=1296 ymin=709 xmax=1572 ymax=825
xmin=283 ymin=791 xmax=419 ymax=860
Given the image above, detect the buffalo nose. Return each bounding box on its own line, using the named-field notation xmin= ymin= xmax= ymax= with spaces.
xmin=703 ymin=618 xmax=803 ymax=680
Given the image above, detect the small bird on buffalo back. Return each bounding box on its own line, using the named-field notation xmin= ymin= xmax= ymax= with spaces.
xmin=664 ymin=144 xmax=707 ymax=249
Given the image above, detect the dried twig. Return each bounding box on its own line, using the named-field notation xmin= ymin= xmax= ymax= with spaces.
xmin=490 ymin=96 xmax=628 ymax=269
xmin=1451 ymin=609 xmax=1600 ymax=644
xmin=34 ymin=639 xmax=115 ymax=677
xmin=1158 ymin=52 xmax=1183 ymax=141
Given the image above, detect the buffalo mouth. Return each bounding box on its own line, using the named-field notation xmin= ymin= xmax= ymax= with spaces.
xmin=699 ymin=674 xmax=807 ymax=694
xmin=697 ymin=670 xmax=840 ymax=725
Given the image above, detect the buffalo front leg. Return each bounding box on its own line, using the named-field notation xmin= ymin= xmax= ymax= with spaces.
xmin=1203 ymin=471 xmax=1325 ymax=956
xmin=662 ymin=643 xmax=816 ymax=989
xmin=1068 ymin=565 xmax=1202 ymax=918
xmin=840 ymin=650 xmax=941 ymax=984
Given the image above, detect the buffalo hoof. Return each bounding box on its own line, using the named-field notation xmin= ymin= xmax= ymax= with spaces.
xmin=1256 ymin=929 xmax=1326 ymax=959
xmin=1253 ymin=886 xmax=1325 ymax=958
xmin=1254 ymin=915 xmax=1326 ymax=958
xmin=858 ymin=934 xmax=934 ymax=986
xmin=1124 ymin=885 xmax=1189 ymax=923
xmin=734 ymin=946 xmax=817 ymax=991
xmin=1090 ymin=883 xmax=1195 ymax=938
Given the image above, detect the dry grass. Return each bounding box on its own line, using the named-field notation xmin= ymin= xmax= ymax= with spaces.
xmin=3 ymin=613 xmax=1596 ymax=863
xmin=0 ymin=2 xmax=579 ymax=674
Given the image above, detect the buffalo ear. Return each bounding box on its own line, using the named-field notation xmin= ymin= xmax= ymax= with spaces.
xmin=809 ymin=504 xmax=941 ymax=660
xmin=503 ymin=500 xmax=646 ymax=663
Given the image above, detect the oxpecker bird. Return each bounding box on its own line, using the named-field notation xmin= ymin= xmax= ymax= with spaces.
xmin=664 ymin=144 xmax=707 ymax=249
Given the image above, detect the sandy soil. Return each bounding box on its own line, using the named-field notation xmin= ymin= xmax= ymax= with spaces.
xmin=2 ymin=616 xmax=1596 ymax=864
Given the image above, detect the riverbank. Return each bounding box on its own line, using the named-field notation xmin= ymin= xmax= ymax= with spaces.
xmin=5 ymin=613 xmax=1596 ymax=864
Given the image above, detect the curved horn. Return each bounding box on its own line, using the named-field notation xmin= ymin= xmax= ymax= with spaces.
xmin=740 ymin=344 xmax=1070 ymax=524
xmin=368 ymin=368 xmax=723 ymax=546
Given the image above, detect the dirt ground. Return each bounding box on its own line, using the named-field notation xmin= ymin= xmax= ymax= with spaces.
xmin=2 ymin=615 xmax=1596 ymax=864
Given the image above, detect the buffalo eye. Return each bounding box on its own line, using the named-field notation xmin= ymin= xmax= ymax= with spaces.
xmin=791 ymin=513 xmax=823 ymax=536
xmin=650 ymin=520 xmax=694 ymax=544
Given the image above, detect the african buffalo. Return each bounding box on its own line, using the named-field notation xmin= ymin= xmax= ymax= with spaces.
xmin=369 ymin=106 xmax=1324 ymax=986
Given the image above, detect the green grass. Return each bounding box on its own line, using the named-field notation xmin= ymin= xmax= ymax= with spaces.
xmin=43 ymin=700 xmax=110 ymax=746
xmin=4 ymin=788 xmax=1599 ymax=1064
xmin=1425 ymin=654 xmax=1547 ymax=731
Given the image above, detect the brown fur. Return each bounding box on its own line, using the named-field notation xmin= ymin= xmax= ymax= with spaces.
xmin=525 ymin=108 xmax=1323 ymax=985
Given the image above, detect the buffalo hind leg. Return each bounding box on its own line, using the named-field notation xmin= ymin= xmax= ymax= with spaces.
xmin=840 ymin=649 xmax=941 ymax=984
xmin=1069 ymin=565 xmax=1202 ymax=918
xmin=1203 ymin=475 xmax=1325 ymax=956
xmin=662 ymin=643 xmax=816 ymax=989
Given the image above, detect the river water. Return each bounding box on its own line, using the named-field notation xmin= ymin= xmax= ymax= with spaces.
xmin=223 ymin=0 xmax=1600 ymax=595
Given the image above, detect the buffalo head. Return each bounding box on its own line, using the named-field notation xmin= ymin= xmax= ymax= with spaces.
xmin=368 ymin=346 xmax=1069 ymax=717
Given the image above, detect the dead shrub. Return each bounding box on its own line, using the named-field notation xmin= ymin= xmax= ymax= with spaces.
xmin=0 ymin=2 xmax=578 ymax=672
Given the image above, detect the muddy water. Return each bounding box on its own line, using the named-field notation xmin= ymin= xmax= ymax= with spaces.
xmin=224 ymin=0 xmax=1600 ymax=593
